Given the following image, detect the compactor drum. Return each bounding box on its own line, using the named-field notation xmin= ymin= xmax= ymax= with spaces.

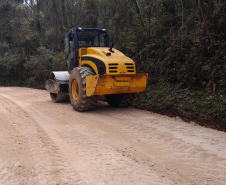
xmin=46 ymin=27 xmax=148 ymax=111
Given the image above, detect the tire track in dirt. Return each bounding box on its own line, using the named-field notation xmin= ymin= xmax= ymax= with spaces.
xmin=0 ymin=95 xmax=38 ymax=185
xmin=0 ymin=89 xmax=174 ymax=185
xmin=0 ymin=160 xmax=16 ymax=185
xmin=15 ymin=97 xmax=224 ymax=185
xmin=0 ymin=87 xmax=226 ymax=185
xmin=82 ymin=110 xmax=226 ymax=185
xmin=0 ymin=93 xmax=84 ymax=185
xmin=11 ymin=97 xmax=171 ymax=184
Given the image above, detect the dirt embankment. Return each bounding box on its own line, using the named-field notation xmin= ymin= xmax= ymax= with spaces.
xmin=0 ymin=87 xmax=226 ymax=185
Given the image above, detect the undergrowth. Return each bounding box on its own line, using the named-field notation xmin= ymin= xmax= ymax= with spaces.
xmin=135 ymin=83 xmax=226 ymax=129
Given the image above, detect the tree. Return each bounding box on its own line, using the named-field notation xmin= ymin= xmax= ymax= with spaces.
xmin=15 ymin=0 xmax=24 ymax=3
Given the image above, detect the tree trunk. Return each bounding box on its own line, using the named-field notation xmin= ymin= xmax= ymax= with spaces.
xmin=61 ymin=0 xmax=68 ymax=28
xmin=198 ymin=0 xmax=213 ymax=44
xmin=131 ymin=0 xmax=144 ymax=27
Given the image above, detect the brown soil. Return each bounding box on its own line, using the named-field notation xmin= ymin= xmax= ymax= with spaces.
xmin=133 ymin=105 xmax=226 ymax=132
xmin=0 ymin=87 xmax=226 ymax=185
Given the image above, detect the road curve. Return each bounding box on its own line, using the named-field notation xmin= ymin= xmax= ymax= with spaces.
xmin=0 ymin=87 xmax=225 ymax=185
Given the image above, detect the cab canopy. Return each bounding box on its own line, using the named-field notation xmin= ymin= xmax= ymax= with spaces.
xmin=65 ymin=27 xmax=109 ymax=54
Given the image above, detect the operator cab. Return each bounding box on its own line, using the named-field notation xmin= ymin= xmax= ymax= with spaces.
xmin=77 ymin=28 xmax=109 ymax=47
xmin=65 ymin=28 xmax=109 ymax=72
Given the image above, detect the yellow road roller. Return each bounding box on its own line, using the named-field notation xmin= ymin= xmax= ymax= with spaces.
xmin=46 ymin=27 xmax=148 ymax=111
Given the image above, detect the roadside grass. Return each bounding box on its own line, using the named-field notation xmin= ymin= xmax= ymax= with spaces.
xmin=135 ymin=83 xmax=226 ymax=131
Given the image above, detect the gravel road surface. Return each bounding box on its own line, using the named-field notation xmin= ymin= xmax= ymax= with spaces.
xmin=0 ymin=87 xmax=226 ymax=185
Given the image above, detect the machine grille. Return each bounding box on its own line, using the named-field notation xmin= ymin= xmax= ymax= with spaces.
xmin=125 ymin=63 xmax=135 ymax=73
xmin=108 ymin=63 xmax=118 ymax=73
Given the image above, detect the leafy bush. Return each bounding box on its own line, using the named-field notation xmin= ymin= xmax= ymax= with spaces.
xmin=135 ymin=83 xmax=226 ymax=123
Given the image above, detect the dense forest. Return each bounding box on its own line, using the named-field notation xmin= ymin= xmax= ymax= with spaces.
xmin=0 ymin=0 xmax=226 ymax=127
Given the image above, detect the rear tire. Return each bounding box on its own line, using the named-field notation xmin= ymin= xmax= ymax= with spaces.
xmin=69 ymin=67 xmax=97 ymax=112
xmin=106 ymin=94 xmax=134 ymax=107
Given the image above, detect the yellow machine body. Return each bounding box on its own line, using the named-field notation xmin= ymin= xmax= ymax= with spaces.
xmin=79 ymin=47 xmax=136 ymax=75
xmin=78 ymin=47 xmax=148 ymax=96
xmin=86 ymin=74 xmax=148 ymax=96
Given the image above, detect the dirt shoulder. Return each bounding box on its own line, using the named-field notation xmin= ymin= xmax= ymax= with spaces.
xmin=0 ymin=87 xmax=226 ymax=185
xmin=134 ymin=84 xmax=226 ymax=132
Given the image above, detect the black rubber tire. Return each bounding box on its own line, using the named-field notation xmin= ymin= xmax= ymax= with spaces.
xmin=106 ymin=94 xmax=135 ymax=107
xmin=69 ymin=67 xmax=97 ymax=112
xmin=50 ymin=93 xmax=69 ymax=103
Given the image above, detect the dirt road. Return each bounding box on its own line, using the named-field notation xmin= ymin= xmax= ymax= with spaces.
xmin=0 ymin=87 xmax=226 ymax=185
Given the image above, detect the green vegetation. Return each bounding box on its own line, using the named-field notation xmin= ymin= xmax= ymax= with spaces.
xmin=0 ymin=0 xmax=226 ymax=125
xmin=136 ymin=84 xmax=226 ymax=122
